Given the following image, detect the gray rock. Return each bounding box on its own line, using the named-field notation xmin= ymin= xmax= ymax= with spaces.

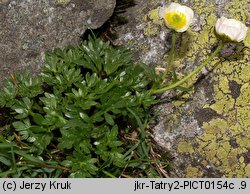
xmin=0 ymin=0 xmax=116 ymax=83
xmin=114 ymin=0 xmax=250 ymax=177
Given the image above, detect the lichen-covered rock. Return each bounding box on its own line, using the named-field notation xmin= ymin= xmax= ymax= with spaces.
xmin=0 ymin=0 xmax=116 ymax=83
xmin=114 ymin=0 xmax=250 ymax=177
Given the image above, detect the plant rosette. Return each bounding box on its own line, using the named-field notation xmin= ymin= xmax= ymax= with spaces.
xmin=159 ymin=2 xmax=194 ymax=32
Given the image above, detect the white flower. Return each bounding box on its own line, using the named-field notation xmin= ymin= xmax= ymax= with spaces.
xmin=159 ymin=3 xmax=194 ymax=32
xmin=215 ymin=17 xmax=248 ymax=42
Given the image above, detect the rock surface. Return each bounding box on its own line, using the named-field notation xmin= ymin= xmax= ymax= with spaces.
xmin=0 ymin=0 xmax=116 ymax=83
xmin=114 ymin=0 xmax=250 ymax=177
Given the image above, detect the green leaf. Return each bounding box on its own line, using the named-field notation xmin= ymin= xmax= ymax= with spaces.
xmin=0 ymin=155 xmax=12 ymax=166
xmin=79 ymin=112 xmax=92 ymax=123
xmin=0 ymin=143 xmax=17 ymax=149
xmin=79 ymin=100 xmax=98 ymax=110
xmin=58 ymin=138 xmax=74 ymax=149
xmin=23 ymin=97 xmax=33 ymax=109
xmin=58 ymin=129 xmax=75 ymax=149
xmin=13 ymin=150 xmax=44 ymax=164
xmin=0 ymin=166 xmax=29 ymax=178
xmin=32 ymin=113 xmax=46 ymax=125
xmin=64 ymin=119 xmax=84 ymax=129
xmin=29 ymin=126 xmax=47 ymax=133
xmin=13 ymin=108 xmax=25 ymax=114
xmin=126 ymin=107 xmax=143 ymax=130
xmin=61 ymin=160 xmax=73 ymax=167
xmin=13 ymin=121 xmax=28 ymax=131
xmin=110 ymin=125 xmax=119 ymax=138
xmin=85 ymin=72 xmax=98 ymax=87
xmin=34 ymin=133 xmax=52 ymax=152
xmin=104 ymin=113 xmax=114 ymax=126
xmin=0 ymin=135 xmax=8 ymax=143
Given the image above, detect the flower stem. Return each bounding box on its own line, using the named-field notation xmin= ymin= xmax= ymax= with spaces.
xmin=163 ymin=30 xmax=177 ymax=79
xmin=152 ymin=42 xmax=224 ymax=94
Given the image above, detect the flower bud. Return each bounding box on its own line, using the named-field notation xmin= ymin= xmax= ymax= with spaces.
xmin=215 ymin=17 xmax=248 ymax=42
xmin=159 ymin=3 xmax=194 ymax=32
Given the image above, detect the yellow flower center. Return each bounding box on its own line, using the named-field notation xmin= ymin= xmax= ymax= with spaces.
xmin=164 ymin=11 xmax=187 ymax=29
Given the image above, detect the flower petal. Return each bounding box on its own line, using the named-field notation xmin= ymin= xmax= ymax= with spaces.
xmin=159 ymin=3 xmax=194 ymax=32
xmin=215 ymin=17 xmax=248 ymax=42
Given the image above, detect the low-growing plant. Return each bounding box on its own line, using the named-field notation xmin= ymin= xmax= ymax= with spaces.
xmin=1 ymin=3 xmax=246 ymax=177
xmin=0 ymin=36 xmax=169 ymax=178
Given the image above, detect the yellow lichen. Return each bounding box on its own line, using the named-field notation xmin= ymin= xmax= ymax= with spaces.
xmin=237 ymin=107 xmax=250 ymax=129
xmin=236 ymin=136 xmax=250 ymax=148
xmin=144 ymin=22 xmax=159 ymax=36
xmin=192 ymin=0 xmax=249 ymax=177
xmin=238 ymin=65 xmax=250 ymax=83
xmin=210 ymin=77 xmax=235 ymax=114
xmin=142 ymin=0 xmax=250 ymax=177
xmin=186 ymin=165 xmax=203 ymax=177
xmin=56 ymin=0 xmax=71 ymax=6
xmin=239 ymin=156 xmax=244 ymax=164
xmin=235 ymin=83 xmax=250 ymax=106
xmin=202 ymin=118 xmax=228 ymax=136
xmin=147 ymin=8 xmax=163 ymax=25
xmin=229 ymin=124 xmax=243 ymax=136
xmin=225 ymin=0 xmax=249 ymax=23
xmin=225 ymin=0 xmax=250 ymax=47
xmin=245 ymin=164 xmax=250 ymax=177
xmin=244 ymin=32 xmax=250 ymax=47
xmin=177 ymin=140 xmax=194 ymax=154
xmin=143 ymin=8 xmax=163 ymax=36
